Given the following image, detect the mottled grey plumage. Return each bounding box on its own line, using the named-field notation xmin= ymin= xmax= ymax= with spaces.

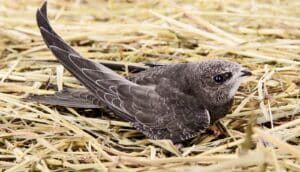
xmin=30 ymin=1 xmax=252 ymax=143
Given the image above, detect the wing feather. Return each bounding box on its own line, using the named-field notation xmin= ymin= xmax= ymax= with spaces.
xmin=35 ymin=1 xmax=210 ymax=142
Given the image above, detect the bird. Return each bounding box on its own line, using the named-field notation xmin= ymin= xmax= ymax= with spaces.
xmin=30 ymin=1 xmax=252 ymax=143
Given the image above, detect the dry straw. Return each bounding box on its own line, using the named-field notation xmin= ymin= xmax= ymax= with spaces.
xmin=0 ymin=0 xmax=299 ymax=171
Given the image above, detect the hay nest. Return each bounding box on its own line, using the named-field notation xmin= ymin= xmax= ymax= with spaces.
xmin=0 ymin=0 xmax=299 ymax=171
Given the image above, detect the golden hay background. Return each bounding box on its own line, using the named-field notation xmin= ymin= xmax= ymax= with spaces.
xmin=0 ymin=0 xmax=299 ymax=171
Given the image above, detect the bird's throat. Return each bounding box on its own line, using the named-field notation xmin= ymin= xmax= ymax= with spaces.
xmin=206 ymin=98 xmax=234 ymax=123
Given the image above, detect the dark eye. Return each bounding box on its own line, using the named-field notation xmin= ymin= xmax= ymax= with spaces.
xmin=213 ymin=72 xmax=232 ymax=83
xmin=213 ymin=75 xmax=225 ymax=83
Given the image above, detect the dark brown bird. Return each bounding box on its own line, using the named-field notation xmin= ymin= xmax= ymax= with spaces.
xmin=30 ymin=1 xmax=252 ymax=143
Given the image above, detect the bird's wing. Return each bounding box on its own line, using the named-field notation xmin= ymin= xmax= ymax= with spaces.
xmin=36 ymin=2 xmax=210 ymax=142
xmin=26 ymin=88 xmax=101 ymax=108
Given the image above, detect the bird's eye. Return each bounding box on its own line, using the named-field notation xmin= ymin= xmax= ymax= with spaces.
xmin=213 ymin=72 xmax=232 ymax=83
xmin=213 ymin=75 xmax=225 ymax=83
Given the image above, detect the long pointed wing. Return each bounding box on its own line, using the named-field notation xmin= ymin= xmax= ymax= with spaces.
xmin=36 ymin=2 xmax=210 ymax=142
xmin=37 ymin=1 xmax=137 ymax=121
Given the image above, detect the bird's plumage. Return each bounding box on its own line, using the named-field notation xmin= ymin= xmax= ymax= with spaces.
xmin=27 ymin=88 xmax=100 ymax=108
xmin=30 ymin=1 xmax=251 ymax=142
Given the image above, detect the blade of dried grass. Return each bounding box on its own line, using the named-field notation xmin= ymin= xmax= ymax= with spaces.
xmin=1 ymin=0 xmax=299 ymax=171
xmin=254 ymin=128 xmax=300 ymax=160
xmin=175 ymin=149 xmax=269 ymax=172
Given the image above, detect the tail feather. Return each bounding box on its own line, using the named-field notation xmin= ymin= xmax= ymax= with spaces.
xmin=26 ymin=88 xmax=101 ymax=108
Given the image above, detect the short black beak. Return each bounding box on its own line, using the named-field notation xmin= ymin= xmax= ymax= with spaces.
xmin=240 ymin=69 xmax=252 ymax=77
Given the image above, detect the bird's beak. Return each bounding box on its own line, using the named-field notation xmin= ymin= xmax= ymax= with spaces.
xmin=240 ymin=69 xmax=252 ymax=77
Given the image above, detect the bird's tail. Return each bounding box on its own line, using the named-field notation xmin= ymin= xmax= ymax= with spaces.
xmin=25 ymin=88 xmax=102 ymax=109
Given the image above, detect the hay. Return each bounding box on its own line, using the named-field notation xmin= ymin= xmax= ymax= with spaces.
xmin=0 ymin=0 xmax=299 ymax=171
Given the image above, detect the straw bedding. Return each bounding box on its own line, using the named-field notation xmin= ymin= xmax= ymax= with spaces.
xmin=0 ymin=0 xmax=299 ymax=171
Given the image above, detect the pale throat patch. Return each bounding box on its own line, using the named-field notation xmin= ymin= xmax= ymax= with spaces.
xmin=228 ymin=80 xmax=242 ymax=98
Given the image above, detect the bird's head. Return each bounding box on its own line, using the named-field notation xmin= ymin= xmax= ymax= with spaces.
xmin=190 ymin=60 xmax=252 ymax=105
